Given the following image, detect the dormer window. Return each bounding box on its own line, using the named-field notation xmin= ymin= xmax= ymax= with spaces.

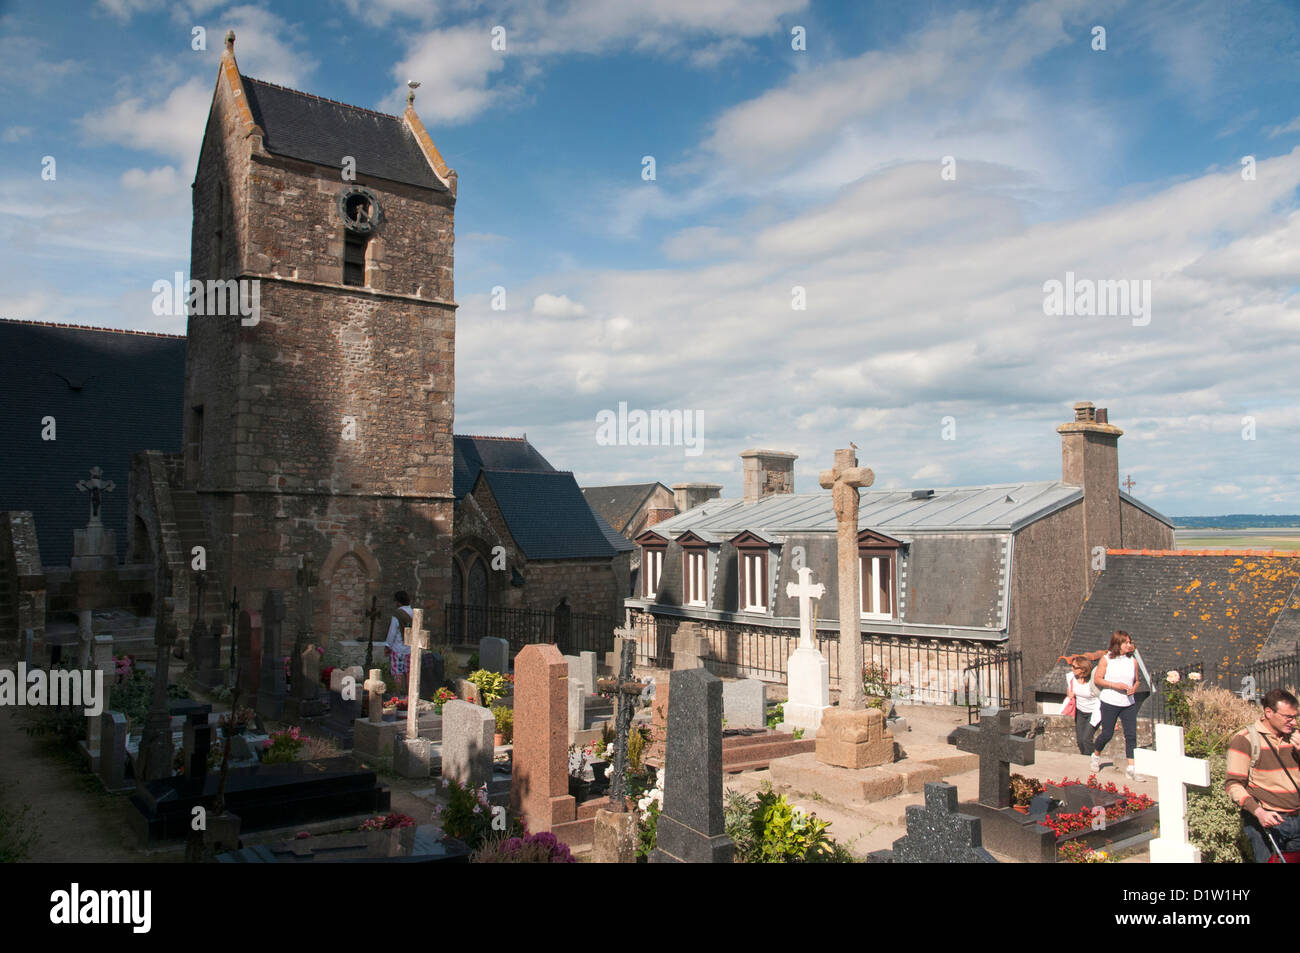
xmin=678 ymin=531 xmax=710 ymax=608
xmin=634 ymin=530 xmax=667 ymax=599
xmin=731 ymin=531 xmax=772 ymax=613
xmin=858 ymin=529 xmax=901 ymax=621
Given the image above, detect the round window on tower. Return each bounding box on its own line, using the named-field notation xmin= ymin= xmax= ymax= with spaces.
xmin=338 ymin=186 xmax=382 ymax=234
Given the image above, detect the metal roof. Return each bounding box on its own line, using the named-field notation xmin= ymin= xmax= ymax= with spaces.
xmin=646 ymin=481 xmax=1093 ymax=537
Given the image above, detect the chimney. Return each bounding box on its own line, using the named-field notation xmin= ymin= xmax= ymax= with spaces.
xmin=1057 ymin=401 xmax=1123 ymax=592
xmin=739 ymin=449 xmax=798 ymax=503
xmin=672 ymin=483 xmax=722 ymax=514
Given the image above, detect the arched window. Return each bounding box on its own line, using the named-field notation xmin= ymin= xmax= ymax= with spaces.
xmin=343 ymin=231 xmax=369 ymax=286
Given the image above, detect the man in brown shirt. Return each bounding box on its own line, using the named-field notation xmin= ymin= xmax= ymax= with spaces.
xmin=1225 ymin=688 xmax=1300 ymax=862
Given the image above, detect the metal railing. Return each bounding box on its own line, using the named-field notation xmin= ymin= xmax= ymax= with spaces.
xmin=443 ymin=603 xmax=615 ymax=657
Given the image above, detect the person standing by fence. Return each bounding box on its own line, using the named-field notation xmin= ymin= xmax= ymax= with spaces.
xmin=1091 ymin=631 xmax=1143 ymax=778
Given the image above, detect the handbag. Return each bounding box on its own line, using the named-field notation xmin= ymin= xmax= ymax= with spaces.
xmin=1061 ymin=697 xmax=1077 ymax=717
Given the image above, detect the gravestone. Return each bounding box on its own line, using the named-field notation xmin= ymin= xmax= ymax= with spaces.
xmin=353 ymin=668 xmax=401 ymax=760
xmin=510 ymin=643 xmax=577 ymax=834
xmin=138 ymin=574 xmax=179 ymax=784
xmin=441 ymin=699 xmax=494 ymax=790
xmin=479 ymin=636 xmax=509 ymax=675
xmin=300 ymin=645 xmax=322 ymax=700
xmin=722 ymin=678 xmax=766 ymax=729
xmin=871 ymin=782 xmax=998 ymax=863
xmin=1134 ymin=723 xmax=1210 ymax=863
xmin=419 ymin=651 xmax=444 ymax=700
xmin=568 ymin=669 xmax=587 ymax=741
xmin=255 ymin=591 xmax=287 ymax=721
xmin=578 ymin=651 xmax=598 ymax=692
xmin=952 ymin=709 xmax=1035 ymax=809
xmin=191 ymin=618 xmax=224 ymax=690
xmin=98 ymin=711 xmax=131 ymax=791
xmin=84 ymin=633 xmax=114 ymax=769
xmin=236 ymin=609 xmax=262 ymax=697
xmin=670 ymin=622 xmax=708 ymax=670
xmin=949 ymin=709 xmax=1054 ymax=863
xmin=781 ymin=567 xmax=830 ymax=733
xmin=646 ymin=676 xmax=670 ymax=764
xmin=183 ymin=714 xmax=213 ymax=779
xmin=650 ymin=668 xmax=734 ymax=863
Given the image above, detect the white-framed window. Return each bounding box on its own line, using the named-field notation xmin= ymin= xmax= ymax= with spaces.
xmin=685 ymin=551 xmax=708 ymax=607
xmin=859 ymin=554 xmax=894 ymax=620
xmin=643 ymin=548 xmax=664 ymax=598
xmin=742 ymin=552 xmax=767 ymax=611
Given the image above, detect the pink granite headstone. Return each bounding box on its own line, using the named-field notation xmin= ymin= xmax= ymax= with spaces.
xmin=510 ymin=643 xmax=576 ymax=832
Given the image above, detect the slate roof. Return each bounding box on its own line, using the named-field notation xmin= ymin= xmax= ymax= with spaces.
xmin=453 ymin=435 xmax=555 ymax=499
xmin=646 ymin=481 xmax=1139 ymax=539
xmin=476 ymin=470 xmax=621 ymax=560
xmin=0 ymin=320 xmax=186 ymax=566
xmin=581 ymin=483 xmax=667 ymax=533
xmin=1034 ymin=552 xmax=1300 ymax=695
xmin=241 ymin=77 xmax=446 ymax=191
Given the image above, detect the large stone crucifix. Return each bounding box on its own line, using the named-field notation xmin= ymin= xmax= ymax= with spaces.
xmin=819 ymin=448 xmax=874 ymax=711
xmin=76 ymin=466 xmax=116 ymax=524
xmin=403 ymin=608 xmax=428 ymax=741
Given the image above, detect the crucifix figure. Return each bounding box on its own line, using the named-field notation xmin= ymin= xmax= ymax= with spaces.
xmin=818 ymin=448 xmax=874 ymax=711
xmin=596 ymin=639 xmax=641 ymax=812
xmin=786 ymin=567 xmax=825 ymax=651
xmin=403 ymin=608 xmax=428 ymax=741
xmin=76 ymin=466 xmax=116 ymax=523
xmin=952 ymin=708 xmax=1036 ymax=809
xmin=364 ymin=669 xmax=386 ymax=725
xmin=1134 ymin=723 xmax=1210 ymax=863
xmin=1122 ymin=474 xmax=1136 ymax=493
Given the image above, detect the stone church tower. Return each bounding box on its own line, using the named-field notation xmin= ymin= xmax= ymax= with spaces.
xmin=183 ymin=32 xmax=456 ymax=643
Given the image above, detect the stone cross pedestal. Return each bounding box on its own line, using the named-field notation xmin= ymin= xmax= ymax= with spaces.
xmin=394 ymin=609 xmax=432 ymax=778
xmin=952 ymin=709 xmax=1035 ymax=809
xmin=650 ymin=668 xmax=734 ymax=863
xmin=255 ymin=590 xmax=288 ymax=721
xmin=364 ymin=669 xmax=386 ymax=725
xmin=1134 ymin=723 xmax=1210 ymax=863
xmin=782 ymin=566 xmax=830 ymax=734
xmin=818 ymin=448 xmax=874 ymax=712
xmin=816 ymin=707 xmax=895 ymax=768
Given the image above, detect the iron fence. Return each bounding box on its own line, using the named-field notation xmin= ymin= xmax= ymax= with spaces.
xmin=625 ymin=613 xmax=1023 ymax=715
xmin=443 ymin=603 xmax=615 ymax=657
xmin=1244 ymin=650 xmax=1300 ymax=700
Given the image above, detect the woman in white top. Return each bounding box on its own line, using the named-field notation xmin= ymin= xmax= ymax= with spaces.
xmin=1065 ymin=660 xmax=1100 ymax=755
xmin=1090 ymin=630 xmax=1142 ymax=778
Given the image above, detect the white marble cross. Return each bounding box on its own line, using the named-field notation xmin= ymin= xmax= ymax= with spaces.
xmin=364 ymin=669 xmax=386 ymax=725
xmin=403 ymin=608 xmax=427 ymax=740
xmin=785 ymin=567 xmax=825 ymax=651
xmin=1134 ymin=723 xmax=1210 ymax=863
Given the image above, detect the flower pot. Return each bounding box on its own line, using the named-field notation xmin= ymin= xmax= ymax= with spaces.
xmin=494 ymin=732 xmax=505 ymax=747
xmin=1012 ymin=804 xmax=1029 ymax=814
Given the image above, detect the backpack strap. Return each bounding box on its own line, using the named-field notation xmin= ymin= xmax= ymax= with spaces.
xmin=1247 ymin=724 xmax=1261 ymax=768
xmin=393 ymin=607 xmax=413 ymax=630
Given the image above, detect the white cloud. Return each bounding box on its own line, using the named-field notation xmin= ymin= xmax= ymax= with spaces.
xmin=2 ymin=126 xmax=32 ymax=143
xmin=79 ymin=76 xmax=211 ymax=173
xmin=390 ymin=24 xmax=511 ymax=123
xmin=121 ymin=165 xmax=187 ymax=194
xmin=1267 ymin=115 xmax=1300 ymax=139
xmin=532 ymin=293 xmax=588 ymax=317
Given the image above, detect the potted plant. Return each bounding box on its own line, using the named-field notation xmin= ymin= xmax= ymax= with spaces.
xmin=492 ymin=705 xmax=513 ymax=746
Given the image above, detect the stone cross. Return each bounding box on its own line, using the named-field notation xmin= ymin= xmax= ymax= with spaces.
xmin=364 ymin=669 xmax=386 ymax=726
xmin=76 ymin=466 xmax=116 ymax=523
xmin=818 ymin=448 xmax=874 ymax=711
xmin=1134 ymin=723 xmax=1210 ymax=863
xmin=138 ymin=566 xmax=178 ymax=783
xmin=596 ymin=639 xmax=641 ymax=812
xmin=403 ymin=608 xmax=428 ymax=741
xmin=785 ymin=566 xmax=826 ymax=651
xmin=952 ymin=709 xmax=1035 ymax=809
xmin=886 ymin=782 xmax=997 ymax=863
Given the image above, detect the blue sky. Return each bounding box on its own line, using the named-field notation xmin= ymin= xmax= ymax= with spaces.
xmin=3 ymin=0 xmax=1300 ymax=516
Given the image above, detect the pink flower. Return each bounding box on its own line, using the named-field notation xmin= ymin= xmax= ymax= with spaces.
xmin=1166 ymin=671 xmax=1181 ymax=684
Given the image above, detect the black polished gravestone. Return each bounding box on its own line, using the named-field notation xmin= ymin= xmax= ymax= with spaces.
xmin=868 ymin=782 xmax=998 ymax=863
xmin=650 ymin=668 xmax=734 ymax=864
xmin=128 ymin=757 xmax=391 ymax=843
xmin=217 ymin=825 xmax=469 ymax=864
xmin=948 ymin=709 xmax=1056 ymax=863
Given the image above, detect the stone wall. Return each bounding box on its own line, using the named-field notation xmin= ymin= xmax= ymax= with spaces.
xmin=1119 ymin=500 xmax=1175 ymax=550
xmin=523 ymin=558 xmax=621 ymax=621
xmin=0 ymin=511 xmax=45 ymax=646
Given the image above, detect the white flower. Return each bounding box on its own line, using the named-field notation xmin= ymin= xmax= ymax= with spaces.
xmin=1166 ymin=671 xmax=1181 ymax=684
xmin=1188 ymin=672 xmax=1202 ymax=682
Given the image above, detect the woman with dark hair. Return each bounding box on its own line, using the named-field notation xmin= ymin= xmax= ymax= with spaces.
xmin=1091 ymin=630 xmax=1142 ymax=778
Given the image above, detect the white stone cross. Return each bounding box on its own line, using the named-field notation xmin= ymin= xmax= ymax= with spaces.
xmin=1134 ymin=723 xmax=1210 ymax=863
xmin=785 ymin=567 xmax=825 ymax=651
xmin=403 ymin=608 xmax=428 ymax=741
xmin=364 ymin=668 xmax=386 ymax=725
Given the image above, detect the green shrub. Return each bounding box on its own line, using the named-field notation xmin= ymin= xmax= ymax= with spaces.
xmin=635 ymin=801 xmax=660 ymax=860
xmin=1184 ymin=687 xmax=1259 ymax=758
xmin=491 ymin=705 xmax=513 ymax=741
xmin=467 ymin=669 xmax=509 ymax=706
xmin=260 ymin=728 xmax=305 ymax=765
xmin=725 ymin=784 xmax=851 ymax=863
xmin=1187 ymin=756 xmax=1251 ymax=863
xmin=0 ymin=782 xmax=41 ymax=861
xmin=438 ymin=778 xmax=522 ymax=851
xmin=766 ymin=702 xmax=784 ymax=729
xmin=627 ymin=725 xmax=648 ymax=773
